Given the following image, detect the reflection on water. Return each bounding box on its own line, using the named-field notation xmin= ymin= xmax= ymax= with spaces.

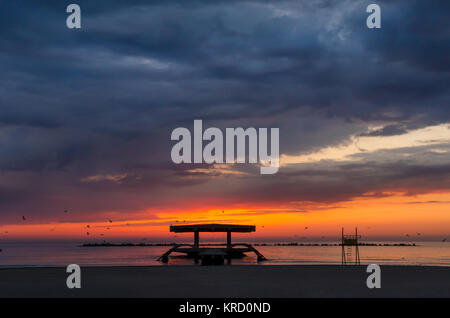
xmin=0 ymin=242 xmax=449 ymax=267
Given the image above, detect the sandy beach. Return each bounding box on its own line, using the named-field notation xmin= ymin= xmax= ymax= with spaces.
xmin=0 ymin=265 xmax=449 ymax=298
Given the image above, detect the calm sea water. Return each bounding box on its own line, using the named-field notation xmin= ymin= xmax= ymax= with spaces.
xmin=1 ymin=242 xmax=450 ymax=267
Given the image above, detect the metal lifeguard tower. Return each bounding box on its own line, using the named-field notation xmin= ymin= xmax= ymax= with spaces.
xmin=158 ymin=223 xmax=267 ymax=264
xmin=341 ymin=227 xmax=361 ymax=265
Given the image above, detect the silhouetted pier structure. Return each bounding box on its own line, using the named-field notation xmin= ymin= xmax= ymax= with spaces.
xmin=157 ymin=223 xmax=267 ymax=264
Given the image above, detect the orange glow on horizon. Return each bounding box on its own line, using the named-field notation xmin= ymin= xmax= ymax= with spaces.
xmin=1 ymin=191 xmax=450 ymax=241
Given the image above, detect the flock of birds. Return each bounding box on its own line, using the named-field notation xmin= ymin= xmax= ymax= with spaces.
xmin=85 ymin=219 xmax=113 ymax=236
xmin=1 ymin=212 xmax=448 ymax=243
xmin=2 ymin=210 xmax=117 ymax=239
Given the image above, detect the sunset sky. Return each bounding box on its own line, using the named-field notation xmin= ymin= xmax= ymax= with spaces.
xmin=0 ymin=0 xmax=449 ymax=241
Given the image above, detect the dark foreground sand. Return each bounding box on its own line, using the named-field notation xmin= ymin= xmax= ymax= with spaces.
xmin=0 ymin=265 xmax=449 ymax=298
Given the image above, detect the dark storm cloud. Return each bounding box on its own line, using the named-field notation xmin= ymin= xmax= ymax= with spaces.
xmin=0 ymin=0 xmax=449 ymax=223
xmin=360 ymin=124 xmax=408 ymax=137
xmin=215 ymin=160 xmax=450 ymax=206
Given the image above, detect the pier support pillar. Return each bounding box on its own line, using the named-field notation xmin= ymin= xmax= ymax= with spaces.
xmin=194 ymin=231 xmax=199 ymax=248
xmin=227 ymin=231 xmax=232 ymax=248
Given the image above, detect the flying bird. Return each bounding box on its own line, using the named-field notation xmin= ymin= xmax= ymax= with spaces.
xmin=86 ymin=232 xmax=90 ymax=236
xmin=86 ymin=225 xmax=90 ymax=228
xmin=108 ymin=220 xmax=112 ymax=223
xmin=64 ymin=210 xmax=68 ymax=213
xmin=22 ymin=216 xmax=26 ymax=221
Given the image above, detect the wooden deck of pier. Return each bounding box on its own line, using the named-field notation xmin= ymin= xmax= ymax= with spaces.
xmin=157 ymin=223 xmax=267 ymax=264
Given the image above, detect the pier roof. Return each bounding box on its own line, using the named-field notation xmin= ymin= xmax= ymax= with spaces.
xmin=170 ymin=223 xmax=255 ymax=233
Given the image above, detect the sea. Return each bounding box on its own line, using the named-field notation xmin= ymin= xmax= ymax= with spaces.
xmin=1 ymin=241 xmax=450 ymax=267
